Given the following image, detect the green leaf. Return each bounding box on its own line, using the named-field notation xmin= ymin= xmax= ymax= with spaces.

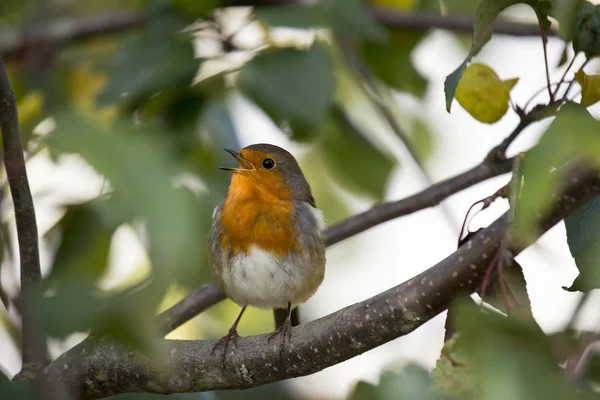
xmin=444 ymin=60 xmax=468 ymax=112
xmin=513 ymin=104 xmax=600 ymax=244
xmin=320 ymin=106 xmax=397 ymax=201
xmin=45 ymin=113 xmax=206 ymax=301
xmin=239 ymin=42 xmax=335 ymax=136
xmin=409 ymin=116 xmax=435 ymax=161
xmin=430 ymin=333 xmax=477 ymax=399
xmin=299 ymin=150 xmax=352 ymax=225
xmin=572 ymin=2 xmax=600 ymax=56
xmin=444 ymin=0 xmax=546 ymax=112
xmin=255 ymin=0 xmax=387 ymax=42
xmin=169 ymin=0 xmax=219 ymax=17
xmin=0 ymin=371 xmax=35 ymax=400
xmin=97 ymin=9 xmax=198 ymax=110
xmin=481 ymin=258 xmax=533 ymax=316
xmin=445 ymin=301 xmax=596 ymax=400
xmin=361 ymin=32 xmax=428 ymax=98
xmin=45 ymin=201 xmax=118 ymax=289
xmin=564 ymin=195 xmax=600 ymax=291
xmin=255 ymin=4 xmax=327 ymax=29
xmin=350 ymin=364 xmax=432 ymax=400
xmin=551 ymin=0 xmax=587 ymax=41
xmin=322 ymin=0 xmax=388 ymax=42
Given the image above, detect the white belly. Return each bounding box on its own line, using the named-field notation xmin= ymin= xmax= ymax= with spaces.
xmin=220 ymin=245 xmax=318 ymax=310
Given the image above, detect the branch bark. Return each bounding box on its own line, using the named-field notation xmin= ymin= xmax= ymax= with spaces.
xmin=43 ymin=163 xmax=600 ymax=399
xmin=0 ymin=58 xmax=45 ymax=370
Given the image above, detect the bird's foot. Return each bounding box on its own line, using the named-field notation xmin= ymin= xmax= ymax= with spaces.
xmin=268 ymin=318 xmax=292 ymax=356
xmin=212 ymin=328 xmax=240 ymax=367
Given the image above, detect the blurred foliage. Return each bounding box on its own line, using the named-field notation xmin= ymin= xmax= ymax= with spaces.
xmin=431 ymin=301 xmax=600 ymax=400
xmin=575 ymin=70 xmax=600 ymax=107
xmin=0 ymin=0 xmax=600 ymax=398
xmin=564 ymin=195 xmax=600 ymax=291
xmin=513 ymin=103 xmax=600 ymax=244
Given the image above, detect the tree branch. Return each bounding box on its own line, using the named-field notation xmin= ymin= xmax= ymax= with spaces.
xmin=0 ymin=58 xmax=45 ymax=369
xmin=43 ymin=163 xmax=600 ymax=399
xmin=157 ymin=283 xmax=226 ymax=336
xmin=369 ymin=7 xmax=559 ymax=37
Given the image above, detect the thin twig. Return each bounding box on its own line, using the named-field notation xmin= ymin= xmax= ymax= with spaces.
xmin=0 ymin=58 xmax=45 ymax=369
xmin=536 ymin=14 xmax=553 ymax=101
xmin=554 ymin=55 xmax=578 ymax=101
xmin=565 ymin=331 xmax=600 ymax=382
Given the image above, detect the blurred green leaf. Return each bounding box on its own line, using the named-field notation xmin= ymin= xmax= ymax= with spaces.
xmin=46 ymin=201 xmax=118 ymax=289
xmin=564 ymin=195 xmax=600 ymax=291
xmin=350 ymin=364 xmax=433 ymax=400
xmin=45 ymin=113 xmax=206 ymax=300
xmin=321 ymin=106 xmax=396 ymax=201
xmin=323 ymin=0 xmax=388 ymax=42
xmin=447 ymin=301 xmax=595 ymax=400
xmin=256 ymin=0 xmax=388 ymax=42
xmin=444 ymin=0 xmax=548 ymax=112
xmin=482 ymin=258 xmax=533 ymax=316
xmin=572 ymin=2 xmax=600 ymax=56
xmin=300 ymin=150 xmax=352 ymax=224
xmin=361 ymin=32 xmax=428 ymax=98
xmin=551 ymin=0 xmax=587 ymax=41
xmin=430 ymin=333 xmax=477 ymax=399
xmin=239 ymin=42 xmax=335 ymax=139
xmin=97 ymin=8 xmax=198 ymax=110
xmin=255 ymin=4 xmax=327 ymax=28
xmin=513 ymin=103 xmax=600 ymax=244
xmin=0 ymin=370 xmax=35 ymax=400
xmin=169 ymin=0 xmax=219 ymax=16
xmin=409 ymin=116 xmax=435 ymax=161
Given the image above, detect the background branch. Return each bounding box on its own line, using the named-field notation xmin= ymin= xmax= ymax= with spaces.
xmin=0 ymin=58 xmax=45 ymax=371
xmin=0 ymin=6 xmax=555 ymax=61
xmin=44 ymin=162 xmax=600 ymax=399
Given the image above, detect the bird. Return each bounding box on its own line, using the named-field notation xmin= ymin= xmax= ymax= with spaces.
xmin=208 ymin=143 xmax=326 ymax=363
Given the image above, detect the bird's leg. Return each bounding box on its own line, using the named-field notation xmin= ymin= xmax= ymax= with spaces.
xmin=212 ymin=306 xmax=247 ymax=366
xmin=268 ymin=302 xmax=292 ymax=356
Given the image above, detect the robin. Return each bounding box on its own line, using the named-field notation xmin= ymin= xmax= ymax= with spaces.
xmin=208 ymin=143 xmax=326 ymax=362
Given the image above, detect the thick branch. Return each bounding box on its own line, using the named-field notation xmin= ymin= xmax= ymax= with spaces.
xmin=44 ymin=164 xmax=600 ymax=399
xmin=0 ymin=58 xmax=44 ymax=368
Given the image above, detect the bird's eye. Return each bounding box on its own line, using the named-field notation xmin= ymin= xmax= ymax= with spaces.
xmin=262 ymin=158 xmax=275 ymax=169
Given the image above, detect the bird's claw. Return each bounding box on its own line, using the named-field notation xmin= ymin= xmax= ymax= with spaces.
xmin=212 ymin=329 xmax=240 ymax=367
xmin=268 ymin=319 xmax=292 ymax=356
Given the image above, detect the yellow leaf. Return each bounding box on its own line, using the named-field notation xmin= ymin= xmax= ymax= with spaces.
xmin=575 ymin=70 xmax=600 ymax=107
xmin=68 ymin=64 xmax=117 ymax=122
xmin=455 ymin=63 xmax=519 ymax=124
xmin=17 ymin=91 xmax=44 ymax=129
xmin=369 ymin=0 xmax=417 ymax=11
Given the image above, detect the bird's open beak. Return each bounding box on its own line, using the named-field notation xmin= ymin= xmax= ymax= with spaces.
xmin=219 ymin=149 xmax=255 ymax=172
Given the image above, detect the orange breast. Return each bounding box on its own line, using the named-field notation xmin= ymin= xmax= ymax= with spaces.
xmin=219 ymin=173 xmax=297 ymax=256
